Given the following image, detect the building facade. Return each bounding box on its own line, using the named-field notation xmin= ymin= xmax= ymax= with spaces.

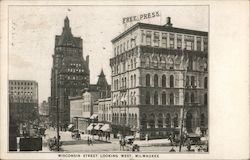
xmin=9 ymin=80 xmax=39 ymax=124
xmin=110 ymin=17 xmax=208 ymax=139
xmin=39 ymin=100 xmax=49 ymax=116
xmin=50 ymin=17 xmax=90 ymax=127
xmin=98 ymin=98 xmax=112 ymax=123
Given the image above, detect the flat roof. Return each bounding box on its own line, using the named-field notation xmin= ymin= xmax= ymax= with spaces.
xmin=112 ymin=22 xmax=208 ymax=43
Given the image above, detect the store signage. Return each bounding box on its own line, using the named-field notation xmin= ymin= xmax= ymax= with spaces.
xmin=122 ymin=11 xmax=160 ymax=24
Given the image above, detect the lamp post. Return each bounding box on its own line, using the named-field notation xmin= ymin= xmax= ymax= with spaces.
xmin=56 ymin=97 xmax=60 ymax=151
xmin=179 ymin=49 xmax=187 ymax=152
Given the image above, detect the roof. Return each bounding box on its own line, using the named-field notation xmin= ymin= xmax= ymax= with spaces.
xmin=112 ymin=22 xmax=208 ymax=43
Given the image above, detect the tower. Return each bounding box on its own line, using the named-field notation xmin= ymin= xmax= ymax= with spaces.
xmin=50 ymin=17 xmax=90 ymax=127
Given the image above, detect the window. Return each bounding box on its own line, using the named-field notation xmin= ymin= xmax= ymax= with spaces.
xmin=154 ymin=74 xmax=158 ymax=87
xmin=154 ymin=91 xmax=158 ymax=105
xmin=149 ymin=114 xmax=155 ymax=128
xmin=162 ymin=92 xmax=166 ymax=105
xmin=169 ymin=34 xmax=175 ymax=49
xmin=146 ymin=74 xmax=150 ymax=87
xmin=186 ymin=76 xmax=190 ymax=87
xmin=204 ymin=93 xmax=207 ymax=105
xmin=191 ymin=76 xmax=196 ymax=87
xmin=134 ymin=74 xmax=136 ymax=87
xmin=141 ymin=30 xmax=144 ymax=43
xmin=185 ymin=36 xmax=194 ymax=50
xmin=131 ymin=59 xmax=133 ymax=69
xmin=185 ymin=92 xmax=189 ymax=103
xmin=153 ymin=32 xmax=159 ymax=47
xmin=146 ymin=91 xmax=150 ymax=104
xmin=204 ymin=38 xmax=208 ymax=51
xmin=204 ymin=77 xmax=208 ymax=89
xmin=131 ymin=75 xmax=133 ymax=88
xmin=162 ymin=33 xmax=167 ymax=48
xmin=191 ymin=92 xmax=195 ymax=103
xmin=174 ymin=114 xmax=178 ymax=127
xmin=124 ymin=77 xmax=127 ymax=88
xmin=127 ymin=40 xmax=129 ymax=50
xmin=134 ymin=58 xmax=136 ymax=68
xmin=162 ymin=75 xmax=166 ymax=87
xmin=158 ymin=113 xmax=163 ymax=128
xmin=170 ymin=93 xmax=174 ymax=105
xmin=165 ymin=113 xmax=171 ymax=128
xmin=200 ymin=114 xmax=205 ymax=126
xmin=141 ymin=114 xmax=147 ymax=129
xmin=170 ymin=75 xmax=174 ymax=88
xmin=146 ymin=31 xmax=152 ymax=46
xmin=117 ymin=46 xmax=119 ymax=54
xmin=197 ymin=37 xmax=201 ymax=51
xmin=177 ymin=34 xmax=182 ymax=49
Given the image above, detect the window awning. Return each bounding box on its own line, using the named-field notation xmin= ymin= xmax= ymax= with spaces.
xmin=90 ymin=114 xmax=98 ymax=120
xmin=100 ymin=124 xmax=111 ymax=132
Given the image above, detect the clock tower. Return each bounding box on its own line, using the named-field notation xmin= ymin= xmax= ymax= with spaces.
xmin=50 ymin=16 xmax=90 ymax=127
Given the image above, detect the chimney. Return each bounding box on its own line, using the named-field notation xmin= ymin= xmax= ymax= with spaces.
xmin=165 ymin=17 xmax=173 ymax=27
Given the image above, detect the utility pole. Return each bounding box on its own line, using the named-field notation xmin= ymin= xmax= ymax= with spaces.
xmin=56 ymin=97 xmax=60 ymax=151
xmin=179 ymin=50 xmax=187 ymax=152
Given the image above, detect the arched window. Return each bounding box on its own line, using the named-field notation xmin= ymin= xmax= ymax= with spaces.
xmin=141 ymin=114 xmax=147 ymax=129
xmin=191 ymin=76 xmax=196 ymax=87
xmin=200 ymin=113 xmax=205 ymax=126
xmin=170 ymin=75 xmax=174 ymax=88
xmin=165 ymin=113 xmax=171 ymax=128
xmin=174 ymin=114 xmax=178 ymax=127
xmin=124 ymin=77 xmax=127 ymax=88
xmin=204 ymin=93 xmax=208 ymax=105
xmin=146 ymin=91 xmax=150 ymax=104
xmin=154 ymin=74 xmax=158 ymax=87
xmin=131 ymin=75 xmax=133 ymax=88
xmin=191 ymin=92 xmax=195 ymax=103
xmin=162 ymin=75 xmax=166 ymax=87
xmin=146 ymin=57 xmax=150 ymax=68
xmin=170 ymin=93 xmax=174 ymax=105
xmin=134 ymin=57 xmax=136 ymax=68
xmin=135 ymin=114 xmax=137 ymax=126
xmin=134 ymin=74 xmax=136 ymax=87
xmin=158 ymin=113 xmax=163 ymax=128
xmin=162 ymin=92 xmax=166 ymax=105
xmin=122 ymin=78 xmax=124 ymax=88
xmin=204 ymin=77 xmax=208 ymax=89
xmin=131 ymin=59 xmax=133 ymax=69
xmin=149 ymin=114 xmax=155 ymax=128
xmin=154 ymin=91 xmax=158 ymax=105
xmin=185 ymin=92 xmax=189 ymax=103
xmin=146 ymin=74 xmax=150 ymax=87
xmin=134 ymin=92 xmax=136 ymax=104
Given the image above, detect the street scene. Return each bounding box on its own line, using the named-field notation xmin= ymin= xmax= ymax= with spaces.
xmin=8 ymin=6 xmax=208 ymax=153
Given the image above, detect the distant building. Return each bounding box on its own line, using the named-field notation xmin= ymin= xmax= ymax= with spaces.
xmin=98 ymin=98 xmax=112 ymax=123
xmin=9 ymin=80 xmax=39 ymax=124
xmin=69 ymin=69 xmax=111 ymax=132
xmin=110 ymin=17 xmax=208 ymax=139
xmin=50 ymin=17 xmax=90 ymax=127
xmin=39 ymin=100 xmax=49 ymax=116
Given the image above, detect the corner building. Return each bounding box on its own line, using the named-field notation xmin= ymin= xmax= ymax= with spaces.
xmin=110 ymin=18 xmax=208 ymax=139
xmin=50 ymin=17 xmax=90 ymax=127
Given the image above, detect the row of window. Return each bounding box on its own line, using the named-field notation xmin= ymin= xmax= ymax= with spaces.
xmin=114 ymin=36 xmax=137 ymax=56
xmin=143 ymin=30 xmax=208 ymax=51
xmin=113 ymin=58 xmax=137 ymax=75
xmin=10 ymin=87 xmax=33 ymax=90
xmin=10 ymin=91 xmax=33 ymax=95
xmin=9 ymin=82 xmax=34 ymax=85
xmin=113 ymin=74 xmax=137 ymax=90
xmin=112 ymin=113 xmax=138 ymax=126
xmin=145 ymin=91 xmax=208 ymax=105
xmin=67 ymin=68 xmax=85 ymax=73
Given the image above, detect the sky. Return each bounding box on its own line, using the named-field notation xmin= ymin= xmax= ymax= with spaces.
xmin=8 ymin=5 xmax=208 ymax=103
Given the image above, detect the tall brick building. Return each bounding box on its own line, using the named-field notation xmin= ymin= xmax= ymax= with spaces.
xmin=110 ymin=17 xmax=208 ymax=139
xmin=50 ymin=17 xmax=90 ymax=127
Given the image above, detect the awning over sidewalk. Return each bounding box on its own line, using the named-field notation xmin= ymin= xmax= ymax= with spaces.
xmin=94 ymin=123 xmax=104 ymax=130
xmin=87 ymin=123 xmax=95 ymax=131
xmin=100 ymin=124 xmax=111 ymax=132
xmin=90 ymin=114 xmax=98 ymax=120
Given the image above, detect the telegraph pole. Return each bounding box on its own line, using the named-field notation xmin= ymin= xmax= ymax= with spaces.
xmin=179 ymin=50 xmax=187 ymax=152
xmin=56 ymin=97 xmax=60 ymax=151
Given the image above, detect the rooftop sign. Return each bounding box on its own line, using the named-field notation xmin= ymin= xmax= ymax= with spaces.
xmin=122 ymin=11 xmax=160 ymax=24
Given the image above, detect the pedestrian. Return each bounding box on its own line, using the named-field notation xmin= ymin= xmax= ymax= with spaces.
xmin=90 ymin=137 xmax=93 ymax=145
xmin=87 ymin=137 xmax=90 ymax=146
xmin=169 ymin=147 xmax=176 ymax=152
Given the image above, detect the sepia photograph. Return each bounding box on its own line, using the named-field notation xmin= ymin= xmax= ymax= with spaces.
xmin=7 ymin=5 xmax=209 ymax=153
